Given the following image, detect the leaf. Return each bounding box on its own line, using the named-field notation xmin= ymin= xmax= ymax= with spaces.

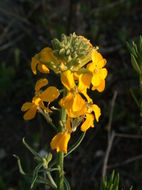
xmin=64 ymin=132 xmax=86 ymax=157
xmin=31 ymin=163 xmax=43 ymax=189
xmin=46 ymin=172 xmax=57 ymax=189
xmin=22 ymin=138 xmax=41 ymax=160
xmin=131 ymin=54 xmax=141 ymax=74
xmin=13 ymin=154 xmax=26 ymax=175
xmin=64 ymin=176 xmax=71 ymax=190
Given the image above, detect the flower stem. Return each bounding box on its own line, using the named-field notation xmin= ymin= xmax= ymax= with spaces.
xmin=57 ymin=105 xmax=66 ymax=190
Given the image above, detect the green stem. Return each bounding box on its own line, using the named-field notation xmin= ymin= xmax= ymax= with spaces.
xmin=140 ymin=74 xmax=142 ymax=94
xmin=57 ymin=103 xmax=66 ymax=190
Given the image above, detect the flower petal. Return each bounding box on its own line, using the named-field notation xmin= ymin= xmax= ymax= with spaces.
xmin=91 ymin=104 xmax=101 ymax=122
xmin=66 ymin=116 xmax=72 ymax=132
xmin=99 ymin=68 xmax=108 ymax=80
xmin=92 ymin=50 xmax=107 ymax=69
xmin=78 ymin=73 xmax=92 ymax=91
xmin=91 ymin=73 xmax=102 ymax=86
xmin=21 ymin=102 xmax=33 ymax=111
xmin=72 ymin=93 xmax=86 ymax=112
xmin=40 ymin=47 xmax=59 ymax=65
xmin=23 ymin=105 xmax=37 ymax=120
xmin=50 ymin=132 xmax=71 ymax=153
xmin=37 ymin=63 xmax=49 ymax=74
xmin=61 ymin=70 xmax=75 ymax=91
xmin=81 ymin=113 xmax=94 ymax=132
xmin=81 ymin=90 xmax=92 ymax=103
xmin=92 ymin=80 xmax=105 ymax=92
xmin=35 ymin=78 xmax=48 ymax=92
xmin=59 ymin=93 xmax=74 ymax=110
xmin=40 ymin=86 xmax=59 ymax=103
xmin=31 ymin=56 xmax=39 ymax=75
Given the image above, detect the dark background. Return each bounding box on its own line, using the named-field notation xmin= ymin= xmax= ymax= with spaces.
xmin=0 ymin=0 xmax=142 ymax=189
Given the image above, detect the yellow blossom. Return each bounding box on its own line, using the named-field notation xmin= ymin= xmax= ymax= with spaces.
xmin=60 ymin=70 xmax=93 ymax=118
xmin=50 ymin=132 xmax=71 ymax=153
xmin=87 ymin=50 xmax=107 ymax=91
xmin=21 ymin=80 xmax=60 ymax=120
xmin=80 ymin=113 xmax=94 ymax=132
xmin=80 ymin=103 xmax=101 ymax=132
xmin=21 ymin=96 xmax=43 ymax=120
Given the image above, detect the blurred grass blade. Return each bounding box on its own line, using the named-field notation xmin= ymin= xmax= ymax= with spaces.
xmin=13 ymin=154 xmax=26 ymax=175
xmin=131 ymin=54 xmax=141 ymax=74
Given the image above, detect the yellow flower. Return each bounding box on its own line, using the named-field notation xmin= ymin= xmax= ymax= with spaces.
xmin=80 ymin=104 xmax=101 ymax=132
xmin=87 ymin=50 xmax=107 ymax=91
xmin=21 ymin=96 xmax=43 ymax=120
xmin=21 ymin=79 xmax=60 ymax=120
xmin=80 ymin=113 xmax=94 ymax=132
xmin=60 ymin=70 xmax=93 ymax=118
xmin=50 ymin=132 xmax=71 ymax=153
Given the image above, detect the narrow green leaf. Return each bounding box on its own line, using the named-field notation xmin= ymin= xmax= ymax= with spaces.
xmin=131 ymin=55 xmax=141 ymax=74
xmin=22 ymin=138 xmax=41 ymax=159
xmin=64 ymin=176 xmax=71 ymax=190
xmin=13 ymin=154 xmax=26 ymax=175
xmin=31 ymin=163 xmax=43 ymax=189
xmin=64 ymin=132 xmax=86 ymax=157
xmin=46 ymin=172 xmax=57 ymax=189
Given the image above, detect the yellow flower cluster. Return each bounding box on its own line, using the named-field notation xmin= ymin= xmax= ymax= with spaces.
xmin=21 ymin=34 xmax=107 ymax=154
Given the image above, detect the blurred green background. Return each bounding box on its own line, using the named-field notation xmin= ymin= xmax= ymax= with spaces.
xmin=0 ymin=0 xmax=142 ymax=189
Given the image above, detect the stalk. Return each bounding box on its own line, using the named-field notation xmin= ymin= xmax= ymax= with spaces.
xmin=57 ymin=91 xmax=67 ymax=190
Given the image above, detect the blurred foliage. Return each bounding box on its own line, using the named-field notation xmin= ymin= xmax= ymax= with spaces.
xmin=100 ymin=171 xmax=133 ymax=190
xmin=0 ymin=0 xmax=142 ymax=189
xmin=127 ymin=36 xmax=142 ymax=117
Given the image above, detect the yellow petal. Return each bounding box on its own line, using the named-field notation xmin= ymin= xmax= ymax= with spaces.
xmin=81 ymin=113 xmax=94 ymax=132
xmin=91 ymin=73 xmax=102 ymax=87
xmin=91 ymin=104 xmax=101 ymax=122
xmin=73 ymin=72 xmax=79 ymax=80
xmin=78 ymin=73 xmax=92 ymax=91
xmin=92 ymin=80 xmax=105 ymax=92
xmin=66 ymin=116 xmax=72 ymax=132
xmin=21 ymin=102 xmax=32 ymax=111
xmin=61 ymin=70 xmax=75 ymax=91
xmin=72 ymin=93 xmax=86 ymax=112
xmin=87 ymin=62 xmax=95 ymax=72
xmin=31 ymin=56 xmax=39 ymax=75
xmin=40 ymin=86 xmax=59 ymax=103
xmin=35 ymin=78 xmax=48 ymax=92
xmin=99 ymin=68 xmax=108 ymax=80
xmin=50 ymin=132 xmax=71 ymax=153
xmin=59 ymin=93 xmax=74 ymax=109
xmin=92 ymin=50 xmax=107 ymax=69
xmin=40 ymin=47 xmax=57 ymax=63
xmin=81 ymin=90 xmax=92 ymax=103
xmin=37 ymin=63 xmax=49 ymax=74
xmin=23 ymin=105 xmax=37 ymax=120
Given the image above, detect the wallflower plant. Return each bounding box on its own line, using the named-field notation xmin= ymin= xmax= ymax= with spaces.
xmin=15 ymin=33 xmax=108 ymax=190
xmin=127 ymin=36 xmax=142 ymax=117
